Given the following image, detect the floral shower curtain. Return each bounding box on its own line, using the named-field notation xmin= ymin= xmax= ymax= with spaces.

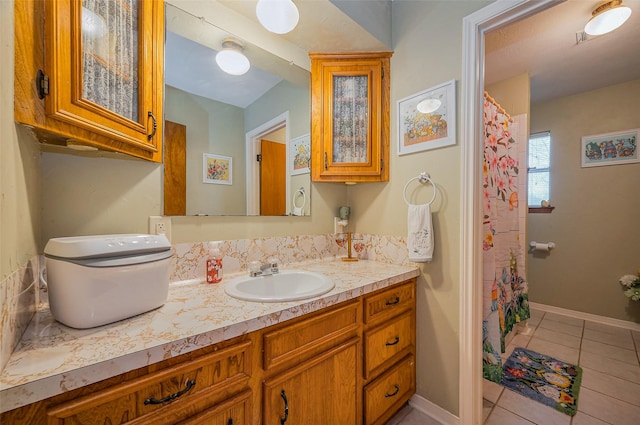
xmin=482 ymin=93 xmax=530 ymax=383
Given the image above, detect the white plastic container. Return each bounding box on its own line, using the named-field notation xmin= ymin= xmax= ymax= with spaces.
xmin=44 ymin=234 xmax=173 ymax=329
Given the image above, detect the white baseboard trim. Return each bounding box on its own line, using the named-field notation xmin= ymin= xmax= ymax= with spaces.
xmin=529 ymin=302 xmax=640 ymax=332
xmin=409 ymin=393 xmax=459 ymax=425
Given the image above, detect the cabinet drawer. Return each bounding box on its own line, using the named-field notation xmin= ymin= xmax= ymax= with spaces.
xmin=364 ymin=310 xmax=413 ymax=378
xmin=364 ymin=280 xmax=415 ymax=325
xmin=263 ymin=300 xmax=359 ymax=371
xmin=47 ymin=341 xmax=252 ymax=425
xmin=176 ymin=390 xmax=252 ymax=425
xmin=364 ymin=355 xmax=416 ymax=425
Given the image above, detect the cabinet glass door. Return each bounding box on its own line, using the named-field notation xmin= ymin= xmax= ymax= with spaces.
xmin=81 ymin=0 xmax=139 ymax=122
xmin=332 ymin=75 xmax=369 ymax=164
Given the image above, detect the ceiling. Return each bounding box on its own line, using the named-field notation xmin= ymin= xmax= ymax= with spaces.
xmin=166 ymin=0 xmax=640 ymax=108
xmin=165 ymin=0 xmax=387 ymax=108
xmin=485 ymin=0 xmax=640 ymax=104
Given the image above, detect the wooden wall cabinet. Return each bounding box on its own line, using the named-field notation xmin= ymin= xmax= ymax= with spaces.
xmin=1 ymin=280 xmax=416 ymax=425
xmin=310 ymin=52 xmax=392 ymax=183
xmin=14 ymin=0 xmax=164 ymax=162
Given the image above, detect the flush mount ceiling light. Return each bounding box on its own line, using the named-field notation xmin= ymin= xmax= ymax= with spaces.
xmin=256 ymin=0 xmax=299 ymax=34
xmin=215 ymin=38 xmax=250 ymax=76
xmin=584 ymin=0 xmax=632 ymax=36
xmin=416 ymin=98 xmax=442 ymax=114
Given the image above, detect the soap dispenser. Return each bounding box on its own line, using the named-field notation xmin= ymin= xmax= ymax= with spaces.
xmin=206 ymin=242 xmax=223 ymax=284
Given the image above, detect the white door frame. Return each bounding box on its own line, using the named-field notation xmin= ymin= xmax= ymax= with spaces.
xmin=245 ymin=111 xmax=291 ymax=215
xmin=459 ymin=1 xmax=561 ymax=423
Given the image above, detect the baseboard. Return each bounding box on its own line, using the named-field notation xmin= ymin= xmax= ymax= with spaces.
xmin=529 ymin=302 xmax=640 ymax=332
xmin=409 ymin=393 xmax=459 ymax=425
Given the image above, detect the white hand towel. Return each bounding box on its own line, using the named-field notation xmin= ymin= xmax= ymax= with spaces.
xmin=407 ymin=204 xmax=433 ymax=262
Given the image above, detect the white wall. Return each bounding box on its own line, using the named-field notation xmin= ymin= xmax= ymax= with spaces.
xmin=0 ymin=0 xmax=40 ymax=279
xmin=348 ymin=0 xmax=491 ymax=415
xmin=529 ymin=79 xmax=640 ymax=322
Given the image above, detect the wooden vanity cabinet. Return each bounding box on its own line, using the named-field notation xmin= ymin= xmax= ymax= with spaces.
xmin=46 ymin=340 xmax=253 ymax=425
xmin=310 ymin=52 xmax=392 ymax=183
xmin=362 ymin=280 xmax=417 ymax=425
xmin=14 ymin=0 xmax=164 ymax=162
xmin=1 ymin=279 xmax=417 ymax=425
xmin=261 ymin=300 xmax=361 ymax=424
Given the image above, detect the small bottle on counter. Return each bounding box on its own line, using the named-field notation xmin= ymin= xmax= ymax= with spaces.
xmin=206 ymin=242 xmax=223 ymax=284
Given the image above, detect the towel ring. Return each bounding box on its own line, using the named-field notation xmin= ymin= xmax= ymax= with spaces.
xmin=403 ymin=172 xmax=437 ymax=206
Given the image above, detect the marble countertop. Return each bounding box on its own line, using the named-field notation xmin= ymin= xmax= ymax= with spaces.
xmin=0 ymin=259 xmax=419 ymax=413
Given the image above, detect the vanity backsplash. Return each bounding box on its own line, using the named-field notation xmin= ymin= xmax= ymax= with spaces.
xmin=0 ymin=233 xmax=410 ymax=370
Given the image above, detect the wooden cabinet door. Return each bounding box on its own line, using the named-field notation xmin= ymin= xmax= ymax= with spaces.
xmin=42 ymin=0 xmax=164 ymax=161
xmin=310 ymin=52 xmax=391 ymax=183
xmin=263 ymin=338 xmax=359 ymax=425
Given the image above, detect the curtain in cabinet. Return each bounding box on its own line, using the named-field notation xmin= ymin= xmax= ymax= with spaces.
xmin=82 ymin=0 xmax=139 ymax=121
xmin=482 ymin=93 xmax=530 ymax=383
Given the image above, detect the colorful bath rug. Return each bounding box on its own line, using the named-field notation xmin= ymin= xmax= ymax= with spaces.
xmin=501 ymin=347 xmax=582 ymax=416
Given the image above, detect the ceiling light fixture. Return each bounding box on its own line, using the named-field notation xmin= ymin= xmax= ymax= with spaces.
xmin=256 ymin=0 xmax=299 ymax=34
xmin=584 ymin=0 xmax=632 ymax=36
xmin=215 ymin=38 xmax=250 ymax=76
xmin=416 ymin=98 xmax=442 ymax=114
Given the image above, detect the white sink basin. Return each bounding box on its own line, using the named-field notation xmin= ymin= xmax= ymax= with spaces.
xmin=224 ymin=270 xmax=334 ymax=302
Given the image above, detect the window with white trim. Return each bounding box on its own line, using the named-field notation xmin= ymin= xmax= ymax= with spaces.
xmin=528 ymin=131 xmax=551 ymax=207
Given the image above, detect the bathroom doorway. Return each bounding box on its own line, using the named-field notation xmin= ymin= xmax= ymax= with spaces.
xmin=459 ymin=1 xmax=559 ymax=423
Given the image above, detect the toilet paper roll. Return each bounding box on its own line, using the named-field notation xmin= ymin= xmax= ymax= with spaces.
xmin=532 ymin=243 xmax=550 ymax=251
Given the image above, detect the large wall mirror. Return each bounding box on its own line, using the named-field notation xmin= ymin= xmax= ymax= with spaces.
xmin=164 ymin=2 xmax=311 ymax=217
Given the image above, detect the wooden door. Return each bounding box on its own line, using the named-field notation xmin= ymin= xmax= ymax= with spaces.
xmin=263 ymin=339 xmax=358 ymax=425
xmin=260 ymin=140 xmax=286 ymax=216
xmin=163 ymin=121 xmax=187 ymax=216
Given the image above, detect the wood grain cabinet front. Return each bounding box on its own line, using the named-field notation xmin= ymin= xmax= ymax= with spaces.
xmin=362 ymin=279 xmax=417 ymax=424
xmin=14 ymin=0 xmax=164 ymax=162
xmin=310 ymin=52 xmax=392 ymax=183
xmin=46 ymin=341 xmax=252 ymax=425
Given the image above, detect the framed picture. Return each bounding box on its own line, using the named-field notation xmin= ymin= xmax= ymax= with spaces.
xmin=581 ymin=128 xmax=638 ymax=168
xmin=203 ymin=154 xmax=232 ymax=185
xmin=290 ymin=133 xmax=310 ymax=175
xmin=397 ymin=79 xmax=456 ymax=156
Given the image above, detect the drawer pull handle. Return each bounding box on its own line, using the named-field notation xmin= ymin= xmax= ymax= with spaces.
xmin=280 ymin=390 xmax=289 ymax=424
xmin=147 ymin=111 xmax=157 ymax=141
xmin=385 ymin=384 xmax=400 ymax=398
xmin=144 ymin=379 xmax=196 ymax=405
xmin=385 ymin=336 xmax=400 ymax=346
xmin=227 ymin=419 xmax=234 ymax=425
xmin=385 ymin=297 xmax=400 ymax=306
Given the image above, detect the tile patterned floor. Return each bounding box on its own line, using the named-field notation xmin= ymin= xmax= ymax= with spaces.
xmin=388 ymin=308 xmax=640 ymax=425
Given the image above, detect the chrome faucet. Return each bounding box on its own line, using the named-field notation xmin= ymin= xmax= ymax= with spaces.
xmin=249 ymin=258 xmax=279 ymax=277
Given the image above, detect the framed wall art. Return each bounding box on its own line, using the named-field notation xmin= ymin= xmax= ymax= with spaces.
xmin=397 ymin=79 xmax=456 ymax=156
xmin=203 ymin=153 xmax=232 ymax=185
xmin=581 ymin=128 xmax=638 ymax=168
xmin=290 ymin=133 xmax=310 ymax=175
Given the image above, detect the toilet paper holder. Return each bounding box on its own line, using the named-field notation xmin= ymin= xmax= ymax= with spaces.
xmin=529 ymin=241 xmax=556 ymax=251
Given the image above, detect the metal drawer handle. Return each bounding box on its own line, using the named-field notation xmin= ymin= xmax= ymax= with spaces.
xmin=280 ymin=390 xmax=289 ymax=424
xmin=147 ymin=111 xmax=157 ymax=140
xmin=385 ymin=296 xmax=400 ymax=306
xmin=385 ymin=384 xmax=400 ymax=398
xmin=385 ymin=336 xmax=400 ymax=346
xmin=143 ymin=379 xmax=196 ymax=405
xmin=227 ymin=419 xmax=233 ymax=425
